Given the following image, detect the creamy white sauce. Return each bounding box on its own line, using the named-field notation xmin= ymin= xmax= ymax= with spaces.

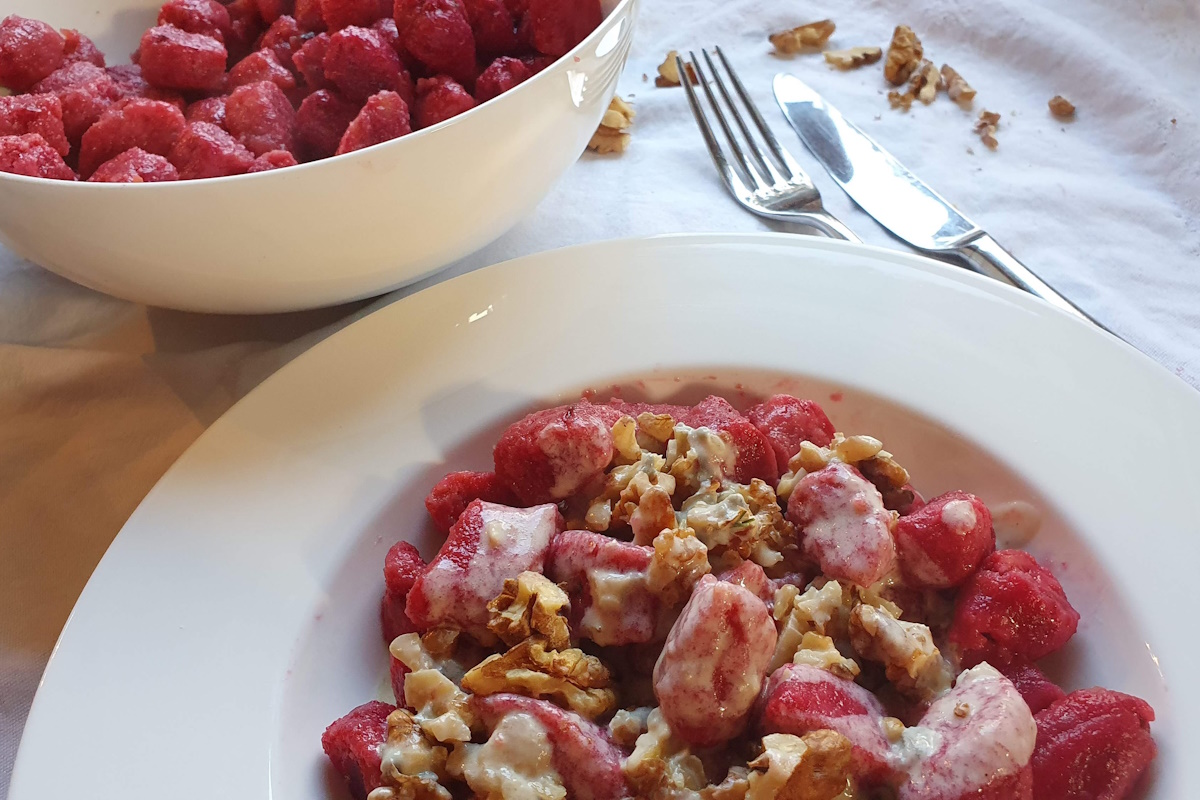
xmin=991 ymin=500 xmax=1042 ymax=548
xmin=461 ymin=712 xmax=567 ymax=800
xmin=682 ymin=489 xmax=751 ymax=548
xmin=940 ymin=499 xmax=977 ymax=532
xmin=581 ymin=568 xmax=649 ymax=638
xmin=404 ymin=669 xmax=473 ymax=744
xmin=379 ymin=725 xmax=443 ymax=778
xmin=538 ymin=416 xmax=612 ymax=499
xmin=902 ymin=663 xmax=1037 ymax=796
xmin=686 ymin=425 xmax=734 ymax=482
xmin=799 ymin=464 xmax=895 ymax=587
xmin=891 ymin=725 xmax=944 ymax=770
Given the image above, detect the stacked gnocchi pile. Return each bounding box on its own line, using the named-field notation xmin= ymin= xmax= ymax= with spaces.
xmin=324 ymin=394 xmax=1156 ymax=800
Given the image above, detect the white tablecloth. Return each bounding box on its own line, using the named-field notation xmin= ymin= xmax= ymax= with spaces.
xmin=2 ymin=0 xmax=1197 ymax=792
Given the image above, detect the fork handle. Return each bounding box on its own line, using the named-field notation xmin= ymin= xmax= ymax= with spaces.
xmin=956 ymin=234 xmax=1109 ymax=332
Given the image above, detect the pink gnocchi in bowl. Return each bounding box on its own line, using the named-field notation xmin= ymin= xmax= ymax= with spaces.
xmin=322 ymin=394 xmax=1157 ymax=800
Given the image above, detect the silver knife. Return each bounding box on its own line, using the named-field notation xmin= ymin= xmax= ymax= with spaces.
xmin=773 ymin=73 xmax=1104 ymax=330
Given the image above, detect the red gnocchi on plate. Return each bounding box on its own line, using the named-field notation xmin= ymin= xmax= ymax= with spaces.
xmin=323 ymin=394 xmax=1157 ymax=800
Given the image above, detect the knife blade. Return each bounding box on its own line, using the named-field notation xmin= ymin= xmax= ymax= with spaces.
xmin=773 ymin=73 xmax=1104 ymax=330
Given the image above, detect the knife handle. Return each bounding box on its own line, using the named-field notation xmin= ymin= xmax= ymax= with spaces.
xmin=957 ymin=234 xmax=1109 ymax=332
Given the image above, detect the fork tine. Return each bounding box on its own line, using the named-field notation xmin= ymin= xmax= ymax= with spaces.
xmin=700 ymin=48 xmax=785 ymax=186
xmin=687 ymin=50 xmax=771 ymax=191
xmin=712 ymin=45 xmax=807 ymax=179
xmin=676 ymin=54 xmax=754 ymax=201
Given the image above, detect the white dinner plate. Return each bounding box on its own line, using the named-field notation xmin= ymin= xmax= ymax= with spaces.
xmin=10 ymin=234 xmax=1198 ymax=800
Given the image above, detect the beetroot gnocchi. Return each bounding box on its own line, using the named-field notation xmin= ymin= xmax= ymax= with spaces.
xmin=323 ymin=393 xmax=1157 ymax=800
xmin=0 ymin=0 xmax=602 ymax=180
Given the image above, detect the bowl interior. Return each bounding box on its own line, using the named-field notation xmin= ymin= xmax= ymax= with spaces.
xmin=272 ymin=368 xmax=1165 ymax=800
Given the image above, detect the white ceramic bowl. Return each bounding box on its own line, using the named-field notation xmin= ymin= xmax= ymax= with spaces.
xmin=0 ymin=0 xmax=636 ymax=313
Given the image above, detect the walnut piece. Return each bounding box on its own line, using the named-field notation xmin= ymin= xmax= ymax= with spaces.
xmin=770 ymin=580 xmax=850 ymax=672
xmin=887 ymin=90 xmax=915 ymax=111
xmin=609 ymin=707 xmax=654 ymax=748
xmin=461 ymin=638 xmax=616 ymax=720
xmin=848 ymin=603 xmax=953 ymax=700
xmin=777 ymin=433 xmax=909 ymax=502
xmin=940 ymin=64 xmax=976 ymax=105
xmin=390 ymin=629 xmax=472 ymax=685
xmin=682 ymin=478 xmax=796 ymax=571
xmin=588 ymin=96 xmax=634 ymax=154
xmin=587 ymin=447 xmax=677 ymax=536
xmin=747 ymin=730 xmax=854 ymax=800
xmin=404 ymin=668 xmax=477 ymax=744
xmin=623 ymin=708 xmax=708 ymax=799
xmin=487 ymin=571 xmax=571 ymax=651
xmin=373 ymin=709 xmax=453 ymax=800
xmin=646 ymin=525 xmax=712 ymax=608
xmin=790 ymin=632 xmax=860 ymax=680
xmin=909 ymin=59 xmax=941 ymax=104
xmin=974 ymin=109 xmax=1001 ymax=149
xmin=701 ymin=767 xmax=751 ymax=800
xmin=1048 ymin=95 xmax=1075 ymax=118
xmin=884 ymin=25 xmax=923 ymax=85
xmin=822 ymin=46 xmax=882 ymax=69
xmin=770 ymin=20 xmax=836 ymax=55
xmin=656 ymin=50 xmax=698 ymax=87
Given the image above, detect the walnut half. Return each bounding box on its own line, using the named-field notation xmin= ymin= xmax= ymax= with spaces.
xmin=747 ymin=730 xmax=854 ymax=800
xmin=588 ymin=96 xmax=634 ymax=154
xmin=461 ymin=638 xmax=616 ymax=720
xmin=884 ymin=25 xmax=923 ymax=85
xmin=487 ymin=571 xmax=571 ymax=651
xmin=940 ymin=64 xmax=976 ymax=105
xmin=770 ymin=20 xmax=836 ymax=55
xmin=656 ymin=50 xmax=698 ymax=87
xmin=823 ymin=47 xmax=882 ymax=69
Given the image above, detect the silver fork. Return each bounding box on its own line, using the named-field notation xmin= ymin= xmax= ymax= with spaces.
xmin=678 ymin=47 xmax=860 ymax=242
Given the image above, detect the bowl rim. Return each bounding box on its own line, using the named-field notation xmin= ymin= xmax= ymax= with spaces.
xmin=0 ymin=0 xmax=635 ymax=190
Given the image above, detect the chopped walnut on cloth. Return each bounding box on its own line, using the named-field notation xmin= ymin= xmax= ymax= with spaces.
xmin=656 ymin=50 xmax=698 ymax=87
xmin=769 ymin=20 xmax=836 ymax=55
xmin=486 ymin=571 xmax=571 ymax=650
xmin=1049 ymin=95 xmax=1076 ymax=118
xmin=888 ymin=90 xmax=915 ymax=112
xmin=747 ymin=731 xmax=855 ymax=800
xmin=587 ymin=96 xmax=634 ymax=154
xmin=909 ymin=59 xmax=941 ymax=104
xmin=461 ymin=637 xmax=617 ymax=719
xmin=884 ymin=25 xmax=923 ymax=85
xmin=823 ymin=46 xmax=882 ymax=69
xmin=975 ymin=109 xmax=1001 ymax=149
xmin=941 ymin=64 xmax=976 ymax=105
